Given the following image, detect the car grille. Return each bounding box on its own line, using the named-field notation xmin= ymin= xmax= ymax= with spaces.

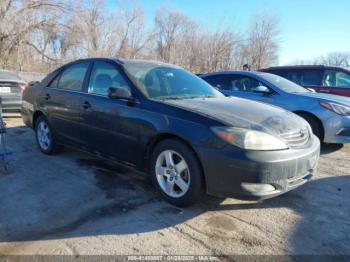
xmin=280 ymin=128 xmax=310 ymax=147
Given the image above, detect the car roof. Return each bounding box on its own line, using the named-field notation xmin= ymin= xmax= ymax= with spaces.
xmin=261 ymin=65 xmax=350 ymax=71
xmin=200 ymin=70 xmax=270 ymax=78
xmin=66 ymin=57 xmax=180 ymax=69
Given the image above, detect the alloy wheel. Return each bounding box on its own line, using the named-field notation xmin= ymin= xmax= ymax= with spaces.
xmin=37 ymin=121 xmax=51 ymax=151
xmin=155 ymin=150 xmax=191 ymax=198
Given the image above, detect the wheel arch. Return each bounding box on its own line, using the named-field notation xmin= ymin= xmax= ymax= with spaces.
xmin=143 ymin=132 xmax=207 ymax=188
xmin=293 ymin=110 xmax=325 ymax=140
xmin=32 ymin=111 xmax=45 ymax=129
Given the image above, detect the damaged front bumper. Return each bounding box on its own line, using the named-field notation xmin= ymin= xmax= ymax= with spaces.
xmin=196 ymin=134 xmax=320 ymax=199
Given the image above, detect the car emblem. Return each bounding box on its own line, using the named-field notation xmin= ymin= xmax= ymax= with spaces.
xmin=300 ymin=129 xmax=308 ymax=137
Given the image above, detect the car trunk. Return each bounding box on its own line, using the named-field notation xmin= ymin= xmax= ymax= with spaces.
xmin=0 ymin=81 xmax=22 ymax=94
xmin=0 ymin=81 xmax=23 ymax=109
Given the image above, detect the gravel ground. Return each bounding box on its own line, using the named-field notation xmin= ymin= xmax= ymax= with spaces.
xmin=0 ymin=116 xmax=349 ymax=256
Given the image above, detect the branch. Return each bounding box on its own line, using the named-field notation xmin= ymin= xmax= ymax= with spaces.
xmin=15 ymin=1 xmax=66 ymax=17
xmin=25 ymin=40 xmax=58 ymax=61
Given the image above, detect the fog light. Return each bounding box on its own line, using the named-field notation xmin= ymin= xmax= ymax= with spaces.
xmin=241 ymin=183 xmax=276 ymax=193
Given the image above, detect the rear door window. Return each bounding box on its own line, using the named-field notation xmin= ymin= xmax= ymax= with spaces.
xmin=230 ymin=75 xmax=263 ymax=92
xmin=57 ymin=62 xmax=90 ymax=91
xmin=300 ymin=70 xmax=323 ymax=86
xmin=202 ymin=75 xmax=232 ymax=90
xmin=285 ymin=70 xmax=301 ymax=84
xmin=323 ymin=70 xmax=350 ymax=88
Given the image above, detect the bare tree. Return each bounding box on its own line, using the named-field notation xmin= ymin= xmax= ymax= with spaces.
xmin=114 ymin=2 xmax=153 ymax=59
xmin=315 ymin=52 xmax=350 ymax=67
xmin=0 ymin=2 xmax=282 ymax=74
xmin=154 ymin=8 xmax=198 ymax=64
xmin=153 ymin=8 xmax=243 ymax=72
xmin=242 ymin=14 xmax=280 ymax=70
xmin=192 ymin=30 xmax=239 ymax=72
xmin=0 ymin=0 xmax=65 ymax=71
xmin=67 ymin=0 xmax=111 ymax=57
xmin=288 ymin=52 xmax=350 ymax=67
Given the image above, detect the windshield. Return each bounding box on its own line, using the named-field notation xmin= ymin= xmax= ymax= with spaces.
xmin=260 ymin=73 xmax=310 ymax=93
xmin=122 ymin=61 xmax=223 ymax=100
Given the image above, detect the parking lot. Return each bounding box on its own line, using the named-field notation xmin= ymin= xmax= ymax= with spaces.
xmin=0 ymin=116 xmax=349 ymax=255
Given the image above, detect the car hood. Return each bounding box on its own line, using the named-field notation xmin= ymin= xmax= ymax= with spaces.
xmin=295 ymin=92 xmax=350 ymax=105
xmin=163 ymin=97 xmax=308 ymax=136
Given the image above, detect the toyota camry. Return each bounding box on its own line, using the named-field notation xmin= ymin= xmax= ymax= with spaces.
xmin=21 ymin=58 xmax=320 ymax=206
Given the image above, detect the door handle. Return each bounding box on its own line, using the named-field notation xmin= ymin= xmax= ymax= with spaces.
xmin=44 ymin=93 xmax=51 ymax=100
xmin=82 ymin=101 xmax=91 ymax=109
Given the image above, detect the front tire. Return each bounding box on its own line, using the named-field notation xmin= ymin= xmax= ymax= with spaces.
xmin=150 ymin=139 xmax=204 ymax=207
xmin=35 ymin=116 xmax=59 ymax=154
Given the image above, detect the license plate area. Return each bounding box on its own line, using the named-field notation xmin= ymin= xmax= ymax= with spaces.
xmin=0 ymin=87 xmax=11 ymax=93
xmin=287 ymin=151 xmax=319 ymax=180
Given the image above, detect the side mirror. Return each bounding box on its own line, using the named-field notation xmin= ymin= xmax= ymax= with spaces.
xmin=253 ymin=86 xmax=271 ymax=94
xmin=108 ymin=87 xmax=133 ymax=100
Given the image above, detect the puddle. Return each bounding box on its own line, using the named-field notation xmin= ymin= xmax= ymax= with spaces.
xmin=76 ymin=158 xmax=155 ymax=201
xmin=94 ymin=168 xmax=135 ymax=199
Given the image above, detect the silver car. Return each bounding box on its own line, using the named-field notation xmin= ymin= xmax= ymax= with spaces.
xmin=0 ymin=70 xmax=26 ymax=112
xmin=201 ymin=71 xmax=350 ymax=144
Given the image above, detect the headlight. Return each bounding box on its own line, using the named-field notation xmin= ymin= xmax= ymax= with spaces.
xmin=211 ymin=127 xmax=288 ymax=150
xmin=320 ymin=102 xmax=350 ymax=116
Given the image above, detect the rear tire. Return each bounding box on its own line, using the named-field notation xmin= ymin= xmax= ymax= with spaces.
xmin=150 ymin=139 xmax=205 ymax=207
xmin=35 ymin=116 xmax=60 ymax=154
xmin=297 ymin=113 xmax=323 ymax=142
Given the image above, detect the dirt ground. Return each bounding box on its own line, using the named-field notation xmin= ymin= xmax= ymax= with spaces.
xmin=0 ymin=116 xmax=349 ymax=256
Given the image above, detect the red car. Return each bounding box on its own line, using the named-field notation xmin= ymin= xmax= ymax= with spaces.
xmin=261 ymin=65 xmax=350 ymax=97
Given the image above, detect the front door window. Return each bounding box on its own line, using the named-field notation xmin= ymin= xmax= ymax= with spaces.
xmin=323 ymin=70 xmax=350 ymax=88
xmin=88 ymin=61 xmax=131 ymax=96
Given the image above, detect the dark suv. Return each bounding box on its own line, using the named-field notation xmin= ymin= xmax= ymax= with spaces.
xmin=261 ymin=65 xmax=350 ymax=97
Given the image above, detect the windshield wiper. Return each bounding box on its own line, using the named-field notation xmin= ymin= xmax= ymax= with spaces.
xmin=200 ymin=95 xmax=216 ymax=98
xmin=158 ymin=95 xmax=217 ymax=100
xmin=158 ymin=96 xmax=186 ymax=100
